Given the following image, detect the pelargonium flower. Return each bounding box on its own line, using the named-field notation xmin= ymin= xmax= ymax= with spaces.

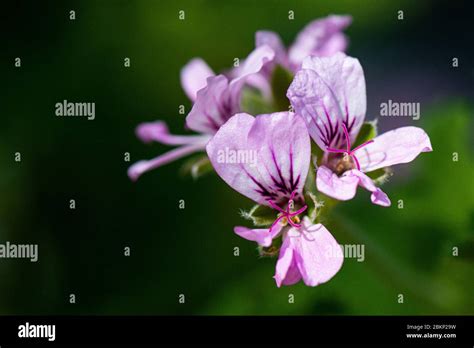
xmin=233 ymin=15 xmax=352 ymax=100
xmin=287 ymin=52 xmax=433 ymax=206
xmin=127 ymin=45 xmax=275 ymax=181
xmin=206 ymin=111 xmax=343 ymax=287
xmin=256 ymin=14 xmax=351 ymax=72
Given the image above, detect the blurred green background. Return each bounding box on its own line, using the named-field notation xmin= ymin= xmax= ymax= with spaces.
xmin=0 ymin=0 xmax=473 ymax=315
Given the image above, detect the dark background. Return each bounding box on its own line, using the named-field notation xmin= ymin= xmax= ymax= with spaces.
xmin=0 ymin=0 xmax=473 ymax=315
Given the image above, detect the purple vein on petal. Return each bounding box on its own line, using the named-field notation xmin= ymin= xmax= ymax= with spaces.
xmin=322 ymin=103 xmax=335 ymax=142
xmin=242 ymin=165 xmax=277 ymax=200
xmin=203 ymin=109 xmax=221 ymax=132
xmin=271 ymin=147 xmax=290 ymax=194
xmin=289 ymin=144 xmax=295 ymax=192
xmin=214 ymin=94 xmax=231 ymax=124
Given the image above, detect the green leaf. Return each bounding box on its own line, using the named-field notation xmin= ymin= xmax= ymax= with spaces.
xmin=180 ymin=154 xmax=214 ymax=180
xmin=240 ymin=87 xmax=274 ymax=115
xmin=240 ymin=204 xmax=276 ymax=227
xmin=270 ymin=65 xmax=294 ymax=111
xmin=353 ymin=120 xmax=377 ymax=148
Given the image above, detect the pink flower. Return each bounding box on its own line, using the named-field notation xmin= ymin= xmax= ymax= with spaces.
xmin=127 ymin=15 xmax=352 ymax=181
xmin=275 ymin=217 xmax=344 ymax=287
xmin=256 ymin=15 xmax=352 ymax=71
xmin=244 ymin=15 xmax=352 ymax=97
xmin=287 ymin=52 xmax=433 ymax=206
xmin=128 ymin=45 xmax=275 ymax=181
xmin=206 ymin=111 xmax=343 ymax=287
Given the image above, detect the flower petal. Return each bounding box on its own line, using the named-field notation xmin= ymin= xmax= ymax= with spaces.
xmin=206 ymin=112 xmax=310 ymax=205
xmin=316 ymin=165 xmax=359 ymax=200
xmin=371 ymin=188 xmax=391 ymax=206
xmin=226 ymin=45 xmax=275 ymax=98
xmin=135 ymin=121 xmax=210 ymax=145
xmin=185 ymin=75 xmax=233 ymax=135
xmin=348 ymin=170 xmax=391 ymax=207
xmin=180 ymin=58 xmax=215 ymax=102
xmin=250 ymin=32 xmax=287 ymax=97
xmin=127 ymin=143 xmax=206 ymax=181
xmin=234 ymin=223 xmax=281 ymax=247
xmin=287 ymin=68 xmax=345 ymax=150
xmin=317 ymin=166 xmax=391 ymax=206
xmin=274 ymin=237 xmax=302 ymax=287
xmin=230 ymin=45 xmax=275 ymax=88
xmin=186 ymin=47 xmax=274 ymax=136
xmin=229 ymin=45 xmax=275 ymax=105
xmin=301 ymin=52 xmax=367 ymax=147
xmin=314 ymin=32 xmax=348 ymax=57
xmin=356 ymin=126 xmax=433 ymax=172
xmin=256 ymin=31 xmax=288 ymax=68
xmin=288 ymin=15 xmax=352 ymax=68
xmin=289 ymin=217 xmax=344 ymax=287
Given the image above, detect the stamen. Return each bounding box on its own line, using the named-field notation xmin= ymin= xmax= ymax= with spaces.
xmin=351 ymin=139 xmax=374 ymax=153
xmin=269 ymin=214 xmax=286 ymax=233
xmin=352 ymin=155 xmax=361 ymax=171
xmin=325 ymin=123 xmax=375 ymax=171
xmin=287 ymin=217 xmax=301 ymax=228
xmin=289 ymin=205 xmax=308 ymax=217
xmin=267 ymin=200 xmax=287 ymax=214
xmin=267 ymin=191 xmax=307 ymax=233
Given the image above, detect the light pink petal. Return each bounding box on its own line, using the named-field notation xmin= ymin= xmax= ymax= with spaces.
xmin=127 ymin=143 xmax=206 ymax=181
xmin=371 ymin=188 xmax=391 ymax=206
xmin=226 ymin=45 xmax=275 ymax=89
xmin=180 ymin=58 xmax=215 ymax=102
xmin=234 ymin=223 xmax=281 ymax=247
xmin=348 ymin=170 xmax=391 ymax=207
xmin=206 ymin=112 xmax=310 ymax=205
xmin=274 ymin=237 xmax=302 ymax=287
xmin=300 ymin=52 xmax=366 ymax=146
xmin=230 ymin=45 xmax=275 ymax=87
xmin=186 ymin=47 xmax=274 ymax=136
xmin=314 ymin=32 xmax=348 ymax=57
xmin=256 ymin=31 xmax=288 ymax=68
xmin=287 ymin=68 xmax=345 ymax=150
xmin=136 ymin=121 xmax=210 ymax=145
xmin=185 ymin=75 xmax=233 ymax=135
xmin=316 ymin=165 xmax=359 ymax=200
xmin=288 ymin=15 xmax=352 ymax=68
xmin=289 ymin=218 xmax=344 ymax=287
xmin=356 ymin=126 xmax=433 ymax=172
xmin=229 ymin=45 xmax=275 ymax=105
xmin=249 ymin=34 xmax=285 ymax=98
xmin=317 ymin=166 xmax=391 ymax=206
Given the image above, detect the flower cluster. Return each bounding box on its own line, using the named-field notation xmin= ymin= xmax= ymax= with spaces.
xmin=128 ymin=15 xmax=432 ymax=287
